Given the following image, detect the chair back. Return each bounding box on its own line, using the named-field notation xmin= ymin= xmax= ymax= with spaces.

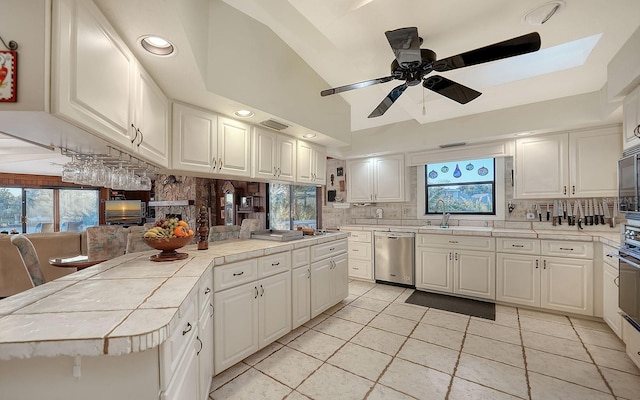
xmin=10 ymin=234 xmax=46 ymax=287
xmin=125 ymin=226 xmax=152 ymax=254
xmin=86 ymin=226 xmax=127 ymax=260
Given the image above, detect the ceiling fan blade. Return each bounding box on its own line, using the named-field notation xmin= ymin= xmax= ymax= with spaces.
xmin=368 ymin=83 xmax=408 ymax=118
xmin=385 ymin=27 xmax=422 ymax=67
xmin=432 ymin=32 xmax=541 ymax=72
xmin=321 ymin=76 xmax=395 ymax=96
xmin=423 ymin=75 xmax=481 ymax=104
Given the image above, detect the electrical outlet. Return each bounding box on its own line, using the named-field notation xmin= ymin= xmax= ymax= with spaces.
xmin=526 ymin=212 xmax=535 ymax=220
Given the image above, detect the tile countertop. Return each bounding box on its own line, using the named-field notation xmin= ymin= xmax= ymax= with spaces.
xmin=0 ymin=233 xmax=348 ymax=361
xmin=339 ymin=225 xmax=622 ymax=247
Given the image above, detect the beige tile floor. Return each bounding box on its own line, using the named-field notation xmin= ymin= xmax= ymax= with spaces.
xmin=209 ymin=280 xmax=640 ymax=400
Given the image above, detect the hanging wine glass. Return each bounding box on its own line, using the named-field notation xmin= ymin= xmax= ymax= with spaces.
xmin=61 ymin=155 xmax=81 ymax=183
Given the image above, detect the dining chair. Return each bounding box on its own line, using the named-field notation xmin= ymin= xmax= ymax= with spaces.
xmin=125 ymin=226 xmax=152 ymax=254
xmin=86 ymin=226 xmax=127 ymax=260
xmin=10 ymin=234 xmax=46 ymax=287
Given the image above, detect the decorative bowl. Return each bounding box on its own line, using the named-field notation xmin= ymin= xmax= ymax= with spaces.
xmin=143 ymin=235 xmax=194 ymax=261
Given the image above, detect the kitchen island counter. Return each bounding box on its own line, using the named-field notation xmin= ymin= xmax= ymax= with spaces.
xmin=0 ymin=233 xmax=348 ymax=361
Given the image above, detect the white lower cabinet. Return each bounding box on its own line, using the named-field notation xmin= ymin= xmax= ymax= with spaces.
xmin=214 ymin=254 xmax=291 ymax=373
xmin=311 ymin=252 xmax=348 ymax=318
xmin=163 ymin=336 xmax=199 ymax=400
xmin=292 ymin=265 xmax=311 ymax=329
xmin=415 ymin=234 xmax=495 ymax=301
xmin=603 ymin=261 xmax=622 ymax=338
xmin=496 ymin=238 xmax=594 ymax=316
xmin=343 ymin=230 xmax=373 ymax=280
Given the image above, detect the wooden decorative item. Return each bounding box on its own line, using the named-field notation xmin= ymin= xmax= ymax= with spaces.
xmin=197 ymin=206 xmax=209 ymax=250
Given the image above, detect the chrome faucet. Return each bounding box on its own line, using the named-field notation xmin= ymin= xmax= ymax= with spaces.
xmin=435 ymin=199 xmax=450 ymax=227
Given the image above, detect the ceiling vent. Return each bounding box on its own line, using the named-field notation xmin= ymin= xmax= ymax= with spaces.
xmin=439 ymin=142 xmax=466 ymax=149
xmin=260 ymin=119 xmax=289 ymax=131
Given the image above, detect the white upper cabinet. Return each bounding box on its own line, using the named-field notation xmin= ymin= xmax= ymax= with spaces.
xmin=172 ymin=103 xmax=218 ymax=173
xmin=347 ymin=154 xmax=405 ymax=203
xmin=217 ymin=117 xmax=251 ymax=177
xmin=252 ymin=127 xmax=296 ymax=182
xmin=133 ymin=66 xmax=169 ymax=167
xmin=515 ymin=127 xmax=621 ymax=199
xmin=172 ymin=104 xmax=251 ymax=177
xmin=623 ymin=85 xmax=640 ymax=150
xmin=297 ymin=140 xmax=326 ymax=185
xmin=52 ymin=0 xmax=135 ymax=148
xmin=52 ymin=0 xmax=170 ymax=167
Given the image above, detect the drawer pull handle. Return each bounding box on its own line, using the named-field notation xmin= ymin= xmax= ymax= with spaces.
xmin=182 ymin=322 xmax=192 ymax=336
xmin=511 ymin=244 xmax=525 ymax=248
xmin=271 ymin=262 xmax=280 ymax=266
xmin=352 ymin=249 xmax=359 ymax=252
xmin=233 ymin=271 xmax=244 ymax=276
xmin=254 ymin=286 xmax=258 ymax=299
xmin=204 ymin=287 xmax=211 ymax=295
xmin=260 ymin=284 xmax=264 ymax=296
xmin=449 ymin=240 xmax=458 ymax=244
xmin=196 ymin=336 xmax=203 ymax=356
xmin=330 ymin=247 xmax=335 ymax=251
xmin=614 ymin=276 xmax=620 ymax=287
xmin=559 ymin=248 xmax=574 ymax=251
xmin=209 ymin=303 xmax=214 ymax=317
xmin=536 ymin=259 xmax=539 ymax=269
xmin=353 ymin=267 xmax=359 ymax=270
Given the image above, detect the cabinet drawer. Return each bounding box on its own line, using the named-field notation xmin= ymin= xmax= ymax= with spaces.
xmin=417 ymin=234 xmax=495 ymax=251
xmin=214 ymin=259 xmax=258 ymax=292
xmin=603 ymin=244 xmax=618 ymax=268
xmin=346 ymin=230 xmax=372 ymax=242
xmin=348 ymin=241 xmax=371 ymax=261
xmin=292 ymin=247 xmax=310 ymax=268
xmin=348 ymin=259 xmax=372 ymax=280
xmin=259 ymin=252 xmax=291 ymax=278
xmin=161 ymin=294 xmax=197 ymax=387
xmin=310 ymin=239 xmax=348 ymax=262
xmin=496 ymin=238 xmax=540 ymax=255
xmin=541 ymin=240 xmax=593 ymax=259
xmin=198 ymin=266 xmax=213 ymax=312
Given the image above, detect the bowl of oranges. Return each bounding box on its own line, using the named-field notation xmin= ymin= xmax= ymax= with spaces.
xmin=143 ymin=218 xmax=195 ymax=261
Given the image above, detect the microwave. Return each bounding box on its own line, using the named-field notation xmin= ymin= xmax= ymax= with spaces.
xmin=619 ymin=153 xmax=640 ymax=213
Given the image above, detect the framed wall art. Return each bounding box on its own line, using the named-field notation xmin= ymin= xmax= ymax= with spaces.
xmin=0 ymin=51 xmax=17 ymax=102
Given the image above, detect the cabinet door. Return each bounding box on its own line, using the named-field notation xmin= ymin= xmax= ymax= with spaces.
xmin=455 ymin=250 xmax=496 ymax=300
xmin=623 ymin=85 xmax=640 ymax=150
xmin=346 ymin=158 xmax=374 ymax=202
xmin=310 ymin=259 xmax=332 ymax=318
xmin=496 ymin=253 xmax=540 ymax=307
xmin=296 ymin=140 xmax=313 ymax=183
xmin=374 ymin=155 xmax=405 ymax=202
xmin=312 ymin=146 xmax=327 ymax=185
xmin=214 ymin=283 xmax=259 ymax=373
xmin=134 ymin=65 xmax=169 ymax=167
xmin=569 ymin=128 xmax=621 ymax=197
xmin=277 ymin=135 xmax=297 ymax=182
xmin=416 ymin=247 xmax=453 ymax=293
xmin=292 ymin=266 xmax=311 ymax=329
xmin=218 ymin=117 xmax=251 ymax=177
xmin=172 ymin=103 xmax=217 ymax=173
xmin=603 ymin=263 xmax=622 ymax=338
xmin=252 ymin=127 xmax=277 ymax=180
xmin=515 ymin=134 xmax=569 ymax=198
xmin=541 ymin=257 xmax=594 ymax=316
xmin=162 ymin=335 xmax=199 ymax=400
xmin=198 ymin=305 xmax=214 ymax=398
xmin=52 ymin=0 xmax=134 ymax=147
xmin=331 ymin=253 xmax=349 ymax=304
xmin=258 ymin=272 xmax=292 ymax=348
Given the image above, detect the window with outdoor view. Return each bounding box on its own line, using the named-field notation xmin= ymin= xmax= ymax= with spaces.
xmin=268 ymin=183 xmax=318 ymax=230
xmin=425 ymin=158 xmax=496 ymax=215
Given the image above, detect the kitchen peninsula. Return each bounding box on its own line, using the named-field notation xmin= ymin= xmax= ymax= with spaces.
xmin=0 ymin=232 xmax=348 ymax=400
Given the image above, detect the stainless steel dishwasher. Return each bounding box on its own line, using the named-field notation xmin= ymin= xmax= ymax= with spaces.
xmin=374 ymin=231 xmax=415 ymax=287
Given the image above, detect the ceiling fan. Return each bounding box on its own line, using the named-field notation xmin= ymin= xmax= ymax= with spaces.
xmin=320 ymin=28 xmax=541 ymax=118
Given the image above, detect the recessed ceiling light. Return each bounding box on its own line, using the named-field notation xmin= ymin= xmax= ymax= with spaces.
xmin=139 ymin=35 xmax=175 ymax=57
xmin=302 ymin=133 xmax=317 ymax=139
xmin=234 ymin=110 xmax=254 ymax=118
xmin=523 ymin=1 xmax=565 ymax=26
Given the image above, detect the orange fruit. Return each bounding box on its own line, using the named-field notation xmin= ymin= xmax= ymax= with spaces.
xmin=188 ymin=229 xmax=194 ymax=236
xmin=178 ymin=220 xmax=188 ymax=228
xmin=174 ymin=226 xmax=187 ymax=237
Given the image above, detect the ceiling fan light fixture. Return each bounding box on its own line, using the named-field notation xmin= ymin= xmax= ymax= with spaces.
xmin=523 ymin=1 xmax=565 ymax=26
xmin=139 ymin=35 xmax=175 ymax=57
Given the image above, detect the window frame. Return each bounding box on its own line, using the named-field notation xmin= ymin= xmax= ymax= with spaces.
xmin=416 ymin=157 xmax=506 ymax=221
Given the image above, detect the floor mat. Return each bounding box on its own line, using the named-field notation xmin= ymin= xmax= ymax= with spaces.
xmin=405 ymin=290 xmax=496 ymax=320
